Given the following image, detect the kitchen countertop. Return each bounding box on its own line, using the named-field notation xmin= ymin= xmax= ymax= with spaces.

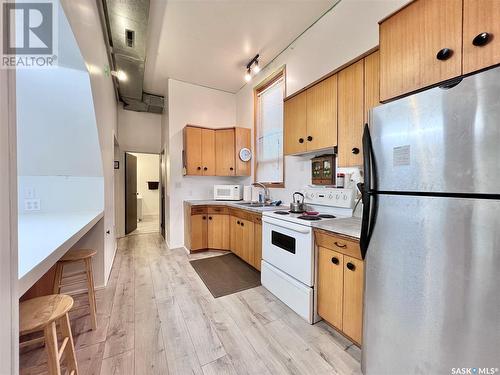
xmin=311 ymin=217 xmax=362 ymax=240
xmin=184 ymin=199 xmax=287 ymax=214
xmin=18 ymin=210 xmax=104 ymax=296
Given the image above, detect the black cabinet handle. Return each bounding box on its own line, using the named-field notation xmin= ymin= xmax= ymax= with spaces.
xmin=472 ymin=32 xmax=491 ymax=47
xmin=334 ymin=241 xmax=347 ymax=249
xmin=203 ymin=167 xmax=208 ymax=171
xmin=203 ymin=216 xmax=206 ymax=220
xmin=237 ymin=220 xmax=240 ymax=225
xmin=307 ymin=136 xmax=313 ymax=142
xmin=208 ymin=216 xmax=212 ymax=220
xmin=197 ymin=166 xmax=201 ymax=170
xmin=436 ymin=48 xmax=453 ymax=61
xmin=299 ymin=138 xmax=304 ymax=143
xmin=346 ymin=262 xmax=356 ymax=271
xmin=230 ymin=167 xmax=234 ymax=171
xmin=352 ymin=147 xmax=360 ymax=155
xmin=241 ymin=222 xmax=244 ymax=227
xmin=331 ymin=257 xmax=339 ymax=265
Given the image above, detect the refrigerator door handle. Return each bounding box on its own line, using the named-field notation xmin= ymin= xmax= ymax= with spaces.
xmin=360 ymin=124 xmax=377 ymax=259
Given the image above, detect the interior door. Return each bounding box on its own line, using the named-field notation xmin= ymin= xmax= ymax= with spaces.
xmin=125 ymin=153 xmax=137 ymax=234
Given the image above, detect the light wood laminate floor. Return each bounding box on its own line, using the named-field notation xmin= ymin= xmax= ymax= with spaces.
xmin=20 ymin=233 xmax=361 ymax=375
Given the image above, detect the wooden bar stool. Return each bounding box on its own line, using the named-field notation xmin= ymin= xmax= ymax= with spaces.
xmin=20 ymin=294 xmax=79 ymax=375
xmin=53 ymin=249 xmax=97 ymax=331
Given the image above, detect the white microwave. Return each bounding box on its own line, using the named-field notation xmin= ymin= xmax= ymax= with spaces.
xmin=214 ymin=185 xmax=243 ymax=201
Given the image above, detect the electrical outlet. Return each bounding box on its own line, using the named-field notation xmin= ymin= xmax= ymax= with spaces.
xmin=24 ymin=199 xmax=41 ymax=211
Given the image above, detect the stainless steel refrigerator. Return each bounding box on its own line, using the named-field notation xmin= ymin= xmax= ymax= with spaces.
xmin=360 ymin=66 xmax=500 ymax=375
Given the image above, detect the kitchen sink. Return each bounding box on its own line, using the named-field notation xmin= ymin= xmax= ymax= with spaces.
xmin=235 ymin=202 xmax=273 ymax=207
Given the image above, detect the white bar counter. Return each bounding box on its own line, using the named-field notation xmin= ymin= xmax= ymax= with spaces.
xmin=18 ymin=210 xmax=104 ymax=296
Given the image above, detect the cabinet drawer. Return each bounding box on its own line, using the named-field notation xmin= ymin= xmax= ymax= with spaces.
xmin=208 ymin=206 xmax=228 ymax=214
xmin=314 ymin=230 xmax=361 ymax=260
xmin=191 ymin=206 xmax=208 ymax=215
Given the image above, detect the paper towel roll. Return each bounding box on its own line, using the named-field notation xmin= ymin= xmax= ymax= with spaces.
xmin=243 ymin=186 xmax=252 ymax=201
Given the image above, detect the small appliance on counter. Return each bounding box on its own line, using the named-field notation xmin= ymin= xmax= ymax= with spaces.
xmin=311 ymin=154 xmax=335 ymax=185
xmin=243 ymin=185 xmax=252 ymax=201
xmin=290 ymin=192 xmax=306 ymax=213
xmin=213 ymin=185 xmax=243 ymax=201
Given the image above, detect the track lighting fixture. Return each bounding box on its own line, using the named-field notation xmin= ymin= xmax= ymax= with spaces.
xmin=244 ymin=54 xmax=260 ymax=82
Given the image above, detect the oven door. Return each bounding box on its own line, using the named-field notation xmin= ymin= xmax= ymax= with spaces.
xmin=262 ymin=216 xmax=314 ymax=286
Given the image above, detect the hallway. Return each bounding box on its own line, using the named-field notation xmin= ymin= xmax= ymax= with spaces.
xmin=20 ymin=233 xmax=361 ymax=375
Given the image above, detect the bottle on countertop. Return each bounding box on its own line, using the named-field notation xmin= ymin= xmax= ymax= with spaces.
xmin=336 ymin=173 xmax=345 ymax=188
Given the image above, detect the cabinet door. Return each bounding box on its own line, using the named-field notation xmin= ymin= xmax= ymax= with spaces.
xmin=201 ymin=128 xmax=215 ymax=176
xmin=230 ymin=216 xmax=241 ymax=257
xmin=338 ymin=60 xmax=364 ymax=167
xmin=463 ymin=0 xmax=500 ymax=74
xmin=184 ymin=127 xmax=202 ymax=175
xmin=190 ymin=214 xmax=207 ymax=250
xmin=235 ymin=128 xmax=251 ymax=176
xmin=364 ymin=51 xmax=380 ymax=124
xmin=284 ymin=93 xmax=307 ymax=155
xmin=215 ymin=129 xmax=236 ymax=176
xmin=240 ymin=219 xmax=254 ymax=264
xmin=306 ymin=74 xmax=337 ymax=151
xmin=207 ymin=214 xmax=229 ymax=250
xmin=253 ymin=221 xmax=262 ymax=271
xmin=379 ymin=0 xmax=463 ymax=101
xmin=342 ymin=255 xmax=364 ymax=345
xmin=317 ymin=247 xmax=344 ymax=330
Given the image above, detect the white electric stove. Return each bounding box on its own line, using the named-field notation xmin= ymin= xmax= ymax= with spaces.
xmin=261 ymin=187 xmax=356 ymax=323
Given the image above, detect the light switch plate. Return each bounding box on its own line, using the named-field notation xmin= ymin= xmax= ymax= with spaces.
xmin=24 ymin=199 xmax=41 ymax=211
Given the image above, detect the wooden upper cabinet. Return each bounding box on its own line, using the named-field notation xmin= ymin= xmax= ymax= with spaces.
xmin=379 ymin=0 xmax=463 ymax=102
xmin=201 ymin=128 xmax=215 ymax=175
xmin=364 ymin=50 xmax=380 ymax=123
xmin=338 ymin=60 xmax=364 ymax=167
xmin=284 ymin=93 xmax=307 ymax=155
xmin=215 ymin=129 xmax=236 ymax=176
xmin=184 ymin=126 xmax=203 ymax=175
xmin=306 ymin=74 xmax=338 ymax=151
xmin=342 ymin=255 xmax=364 ymax=345
xmin=235 ymin=127 xmax=251 ymax=176
xmin=463 ymin=0 xmax=500 ymax=74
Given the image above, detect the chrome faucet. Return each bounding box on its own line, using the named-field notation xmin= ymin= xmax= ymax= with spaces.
xmin=252 ymin=182 xmax=270 ymax=203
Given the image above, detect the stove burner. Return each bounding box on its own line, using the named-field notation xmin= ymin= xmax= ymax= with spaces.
xmin=317 ymin=214 xmax=336 ymax=219
xmin=297 ymin=215 xmax=322 ymax=221
xmin=274 ymin=211 xmax=289 ymax=215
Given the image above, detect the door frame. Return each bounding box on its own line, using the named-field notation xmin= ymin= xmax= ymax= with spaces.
xmin=159 ymin=148 xmax=166 ymax=239
xmin=124 ymin=152 xmax=138 ymax=234
xmin=1 ymin=66 xmax=19 ymax=373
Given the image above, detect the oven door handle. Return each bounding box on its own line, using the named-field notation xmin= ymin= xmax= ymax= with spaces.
xmin=262 ymin=217 xmax=311 ymax=234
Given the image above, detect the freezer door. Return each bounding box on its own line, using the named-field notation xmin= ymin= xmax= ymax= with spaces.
xmin=362 ymin=195 xmax=500 ymax=375
xmin=370 ymin=66 xmax=500 ymax=194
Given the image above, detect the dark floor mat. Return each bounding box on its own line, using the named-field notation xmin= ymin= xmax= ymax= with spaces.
xmin=189 ymin=253 xmax=261 ymax=298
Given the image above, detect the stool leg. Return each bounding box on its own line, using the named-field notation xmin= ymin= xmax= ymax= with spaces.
xmin=59 ymin=313 xmax=79 ymax=375
xmin=84 ymin=258 xmax=98 ymax=331
xmin=44 ymin=321 xmax=61 ymax=375
xmin=53 ymin=262 xmax=64 ymax=294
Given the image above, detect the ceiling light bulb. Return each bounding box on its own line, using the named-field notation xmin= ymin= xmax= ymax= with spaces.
xmin=244 ymin=69 xmax=252 ymax=82
xmin=252 ymin=61 xmax=260 ymax=74
xmin=112 ymin=70 xmax=128 ymax=82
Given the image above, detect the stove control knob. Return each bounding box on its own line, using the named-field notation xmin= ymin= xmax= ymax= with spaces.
xmin=335 ymin=194 xmax=339 ymax=200
xmin=310 ymin=193 xmax=315 ymax=199
xmin=328 ymin=194 xmax=333 ymax=199
xmin=343 ymin=195 xmax=348 ymax=200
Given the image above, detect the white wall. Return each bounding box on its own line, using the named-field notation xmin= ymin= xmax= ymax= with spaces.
xmin=166 ymin=79 xmax=251 ymax=248
xmin=61 ymin=0 xmax=119 ymax=283
xmin=118 ymin=106 xmax=162 ymax=153
xmin=114 ymin=141 xmax=125 ymax=238
xmin=131 ymin=153 xmax=160 ymax=217
xmin=235 ymin=0 xmax=408 ymax=204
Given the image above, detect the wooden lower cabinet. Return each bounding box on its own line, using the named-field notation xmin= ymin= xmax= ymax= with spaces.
xmin=315 ymin=230 xmax=364 ymax=346
xmin=207 ymin=214 xmax=230 ymax=250
xmin=317 ymin=247 xmax=344 ymax=329
xmin=190 ymin=214 xmax=208 ymax=251
xmin=342 ymin=255 xmax=364 ymax=344
xmin=230 ymin=216 xmax=255 ymax=266
xmin=253 ymin=221 xmax=262 ymax=271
